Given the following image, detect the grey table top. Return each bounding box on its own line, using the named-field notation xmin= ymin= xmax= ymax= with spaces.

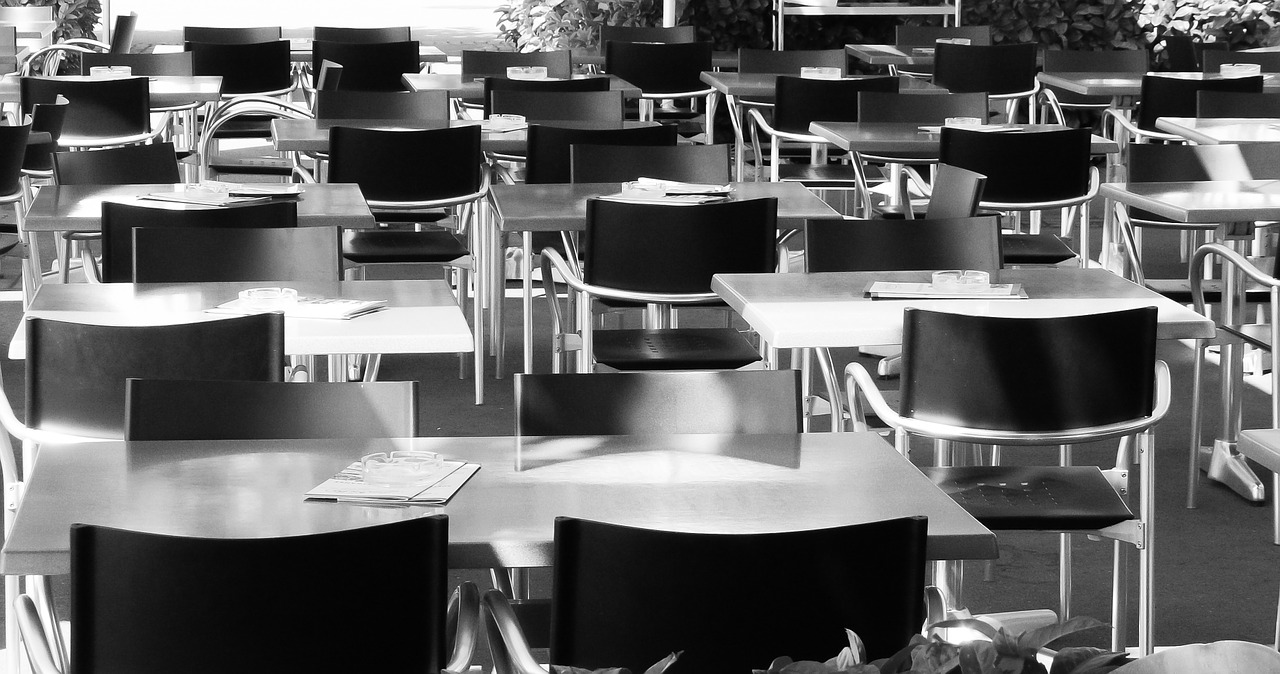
xmin=1 ymin=432 xmax=998 ymax=575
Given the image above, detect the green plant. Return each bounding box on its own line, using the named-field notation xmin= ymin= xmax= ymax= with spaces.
xmin=961 ymin=0 xmax=1146 ymax=49
xmin=755 ymin=617 xmax=1133 ymax=674
xmin=1139 ymin=0 xmax=1280 ymax=49
xmin=495 ymin=0 xmax=661 ymax=51
xmin=551 ymin=652 xmax=681 ymax=674
xmin=679 ymin=0 xmax=771 ymax=49
xmin=1 ymin=0 xmax=101 ymax=44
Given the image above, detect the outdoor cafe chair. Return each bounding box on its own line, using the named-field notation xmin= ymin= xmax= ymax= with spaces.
xmin=125 ymin=379 xmax=419 ymax=440
xmin=1103 ymin=74 xmax=1262 ymax=144
xmin=130 ymin=225 xmax=342 ymax=283
xmin=604 ymin=40 xmax=715 ymax=139
xmin=482 ymin=516 xmax=927 ymax=674
xmin=461 ymin=49 xmax=573 ymax=81
xmin=482 ymin=75 xmax=611 ymax=117
xmin=489 ymin=89 xmax=624 ymax=123
xmin=0 ymin=122 xmax=30 ymax=302
xmin=600 ymin=24 xmax=698 ymax=44
xmin=183 ymin=25 xmax=282 ymax=44
xmin=16 ymin=517 xmax=479 ymax=674
xmin=313 ymin=25 xmax=412 ymax=43
xmin=1038 ymin=48 xmax=1147 ymax=120
xmin=845 ymin=307 xmax=1170 ymax=653
xmin=932 ymin=42 xmax=1040 ymax=123
xmin=1202 ymin=49 xmax=1280 ymax=73
xmin=309 ymin=39 xmax=420 ymax=92
xmin=1196 ymin=90 xmax=1280 ymax=117
xmin=891 ymin=24 xmax=992 ymax=78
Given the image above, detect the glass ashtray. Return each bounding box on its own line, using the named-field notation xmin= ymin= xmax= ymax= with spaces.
xmin=238 ymin=287 xmax=297 ymax=310
xmin=507 ymin=66 xmax=548 ymax=80
xmin=931 ymin=269 xmax=990 ymax=288
xmin=361 ymin=450 xmax=445 ymax=487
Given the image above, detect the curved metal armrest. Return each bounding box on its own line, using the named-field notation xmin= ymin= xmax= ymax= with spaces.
xmin=15 ymin=595 xmax=61 ymax=674
xmin=1102 ymin=108 xmax=1182 ymax=144
xmin=542 ymin=248 xmax=719 ymax=305
xmin=199 ymin=95 xmax=314 ymax=180
xmin=366 ymin=171 xmax=491 ymax=214
xmin=444 ymin=581 xmax=481 ymax=674
xmin=60 ymin=38 xmax=111 ymax=51
xmin=893 ymin=164 xmax=932 ymax=220
xmin=981 ymin=166 xmax=1099 ymax=212
xmin=481 ymin=589 xmax=547 ymax=674
xmin=1190 ymin=242 xmax=1280 ymax=315
xmin=846 ymin=359 xmax=1172 ymax=445
xmin=21 ymin=44 xmax=96 ymax=76
xmin=638 ymin=87 xmax=716 ymax=101
xmin=1037 ymin=87 xmax=1066 ymax=126
xmin=1111 ymin=201 xmax=1147 ymax=285
xmin=745 ymin=107 xmax=824 ymax=145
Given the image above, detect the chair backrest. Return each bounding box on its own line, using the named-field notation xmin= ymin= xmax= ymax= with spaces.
xmin=1201 ymin=49 xmax=1280 ymax=72
xmin=0 ymin=122 xmax=30 ymax=198
xmin=570 ymin=143 xmax=730 ymax=183
xmin=925 ymin=163 xmax=988 ymax=218
xmin=314 ymin=89 xmax=450 ymax=120
xmin=327 ymin=125 xmax=483 ymax=202
xmin=316 ymin=59 xmax=343 ymax=91
xmin=20 ymin=76 xmax=150 ymax=141
xmin=582 ymin=197 xmax=777 ymax=293
xmin=933 ymin=42 xmax=1038 ymax=95
xmin=81 ymin=51 xmax=195 ymax=76
xmin=131 ymin=225 xmax=342 ymax=283
xmin=182 ymin=25 xmax=283 ymax=44
xmin=514 ymin=370 xmax=802 ymax=435
xmin=1042 ymin=48 xmax=1148 ymax=73
xmin=70 ymin=516 xmax=449 ymax=674
xmin=524 ymin=123 xmax=677 ymax=184
xmin=895 ymin=24 xmax=992 ymax=46
xmin=461 ymin=49 xmax=573 ymax=80
xmin=106 ymin=12 xmax=139 ymax=53
xmin=899 ymin=307 xmax=1157 ymax=432
xmin=1197 ymin=91 xmax=1280 ymax=117
xmin=22 ymin=100 xmax=65 ymax=173
xmin=53 ymin=142 xmax=182 ymax=185
xmin=550 ymin=516 xmax=928 ymax=672
xmin=312 ymin=40 xmax=420 ymax=91
xmin=314 ymin=25 xmax=412 ymax=43
xmin=939 ymin=126 xmax=1091 ymax=204
xmin=805 ymin=215 xmax=1001 ymax=273
xmin=1135 ymin=73 xmax=1263 ymax=131
xmin=773 ymin=75 xmax=899 ymax=133
xmin=490 ymin=89 xmax=624 ymax=122
xmin=857 ymin=91 xmax=989 ymax=123
xmin=737 ymin=47 xmax=846 ymax=75
xmin=26 ymin=313 xmax=286 ymax=438
xmin=125 ymin=379 xmax=419 ymax=440
xmin=99 ymin=200 xmax=299 ymax=283
xmin=187 ymin=40 xmax=294 ymax=95
xmin=599 ymin=24 xmax=697 ymax=45
xmin=1148 ymin=33 xmax=1217 ymax=71
xmin=604 ymin=41 xmax=712 ymax=94
xmin=483 ymin=75 xmax=612 ymax=116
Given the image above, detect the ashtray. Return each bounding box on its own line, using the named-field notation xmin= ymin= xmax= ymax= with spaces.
xmin=238 ymin=287 xmax=297 ymax=310
xmin=88 ymin=65 xmax=131 ymax=78
xmin=1220 ymin=63 xmax=1262 ymax=78
xmin=931 ymin=269 xmax=990 ymax=288
xmin=800 ymin=66 xmax=842 ymax=80
xmin=944 ymin=116 xmax=983 ymax=128
xmin=507 ymin=66 xmax=548 ymax=80
xmin=361 ymin=450 xmax=445 ymax=487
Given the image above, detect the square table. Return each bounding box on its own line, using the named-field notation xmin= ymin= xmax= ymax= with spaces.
xmin=0 ymin=431 xmax=997 ymax=577
xmin=701 ymin=72 xmax=942 ymax=180
xmin=401 ymin=72 xmax=641 ymax=102
xmin=1037 ymin=71 xmax=1280 ymax=111
xmin=8 ymin=279 xmax=476 ymax=384
xmin=271 ymin=118 xmax=658 ymax=157
xmin=286 ymin=37 xmax=447 ymax=64
xmin=1102 ymin=179 xmax=1280 ymax=504
xmin=845 ymin=43 xmax=936 ymax=68
xmin=21 ymin=183 xmax=375 ymax=298
xmin=1155 ymin=116 xmax=1280 ymax=144
xmin=490 ymin=181 xmax=844 ymax=373
xmin=0 ymin=73 xmax=225 ymax=109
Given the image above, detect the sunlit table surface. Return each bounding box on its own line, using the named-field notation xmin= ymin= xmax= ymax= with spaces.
xmin=845 ymin=43 xmax=935 ymax=66
xmin=0 ymin=73 xmax=224 ymax=107
xmin=0 ymin=431 xmax=997 ymax=576
xmin=9 ymin=279 xmax=474 ymax=361
xmin=272 ymin=118 xmax=656 ymax=156
xmin=712 ymin=268 xmax=1215 ymax=350
xmin=401 ymin=72 xmax=640 ymax=100
xmin=1155 ymin=116 xmax=1280 ymax=144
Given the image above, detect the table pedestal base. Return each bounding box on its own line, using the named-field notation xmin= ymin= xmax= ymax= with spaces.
xmin=1201 ymin=441 xmax=1266 ymax=501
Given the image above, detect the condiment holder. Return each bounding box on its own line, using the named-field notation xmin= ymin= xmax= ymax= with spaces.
xmin=800 ymin=66 xmax=842 ymax=80
xmin=931 ymin=269 xmax=990 ymax=289
xmin=361 ymin=450 xmax=444 ymax=487
xmin=88 ymin=65 xmax=131 ymax=78
xmin=944 ymin=116 xmax=983 ymax=128
xmin=507 ymin=66 xmax=548 ymax=80
xmin=1220 ymin=63 xmax=1262 ymax=78
xmin=238 ymin=287 xmax=297 ymax=310
xmin=935 ymin=37 xmax=971 ymax=46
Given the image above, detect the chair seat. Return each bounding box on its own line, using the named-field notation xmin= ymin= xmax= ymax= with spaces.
xmin=1001 ymin=233 xmax=1076 ymax=265
xmin=342 ymin=228 xmax=469 ymax=264
xmin=920 ymin=465 xmax=1134 ymax=530
xmin=1220 ymin=323 xmax=1272 ymax=351
xmin=1238 ymin=428 xmax=1280 ymax=475
xmin=777 ymin=163 xmax=864 ymax=187
xmin=592 ymin=327 xmax=762 ymax=370
xmin=1145 ymin=278 xmax=1272 ymax=304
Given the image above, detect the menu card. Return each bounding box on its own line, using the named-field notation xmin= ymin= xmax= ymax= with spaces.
xmin=598 ymin=177 xmax=733 ymax=205
xmin=209 ymin=296 xmax=388 ymax=320
xmin=306 ymin=460 xmax=481 ymax=505
xmin=865 ymin=281 xmax=1027 ymax=300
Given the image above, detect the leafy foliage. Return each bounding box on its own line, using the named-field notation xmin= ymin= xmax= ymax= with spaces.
xmin=494 ymin=0 xmax=661 ymax=51
xmin=550 ymin=651 xmax=681 ymax=674
xmin=680 ymin=0 xmax=772 ymax=49
xmin=756 ymin=617 xmax=1130 ymax=674
xmin=1139 ymin=0 xmax=1280 ymax=49
xmin=962 ymin=0 xmax=1145 ymax=49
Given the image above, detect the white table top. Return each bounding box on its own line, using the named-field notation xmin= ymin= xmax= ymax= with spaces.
xmin=9 ymin=280 xmax=473 ymax=359
xmin=1102 ymin=180 xmax=1280 ymax=223
xmin=0 ymin=432 xmax=997 ymax=575
xmin=712 ymin=268 xmax=1216 ymax=349
xmin=1154 ymin=116 xmax=1280 ymax=144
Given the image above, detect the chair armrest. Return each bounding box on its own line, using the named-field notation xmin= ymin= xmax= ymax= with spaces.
xmin=637 ymin=87 xmax=717 ymax=101
xmin=981 ymin=165 xmax=1099 ymax=212
xmin=21 ymin=44 xmax=96 ymax=76
xmin=444 ymin=581 xmax=481 ymax=674
xmin=481 ymin=589 xmax=547 ymax=674
xmin=365 ymin=171 xmax=490 ymax=213
xmin=15 ymin=594 xmax=62 ymax=674
xmin=198 ymin=95 xmax=314 ymax=181
xmin=844 ymin=361 xmax=904 ymax=437
xmin=1038 ymin=87 xmax=1066 ymax=126
xmin=542 ymin=248 xmax=719 ymax=305
xmin=1190 ymin=243 xmax=1280 ymax=315
xmin=60 ymin=38 xmax=111 ymax=51
xmin=1102 ymin=108 xmax=1183 ymax=144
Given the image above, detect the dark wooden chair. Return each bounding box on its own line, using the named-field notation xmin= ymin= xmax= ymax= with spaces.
xmin=311 ymin=40 xmax=421 ymax=91
xmin=130 ymin=225 xmax=342 ymax=283
xmin=569 ymin=143 xmax=730 ymax=183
